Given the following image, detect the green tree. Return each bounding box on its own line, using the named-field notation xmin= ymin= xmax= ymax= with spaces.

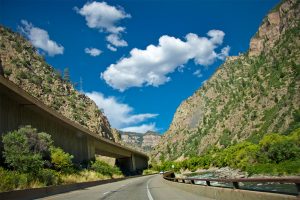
xmin=2 ymin=126 xmax=49 ymax=173
xmin=259 ymin=133 xmax=300 ymax=163
xmin=50 ymin=147 xmax=73 ymax=173
xmin=91 ymin=160 xmax=121 ymax=178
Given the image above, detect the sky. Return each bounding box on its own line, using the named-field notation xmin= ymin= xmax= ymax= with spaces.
xmin=0 ymin=0 xmax=280 ymax=134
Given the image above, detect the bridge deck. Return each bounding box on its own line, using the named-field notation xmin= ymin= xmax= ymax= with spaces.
xmin=0 ymin=76 xmax=148 ymax=172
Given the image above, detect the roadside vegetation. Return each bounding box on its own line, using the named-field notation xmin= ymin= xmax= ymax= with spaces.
xmin=142 ymin=168 xmax=159 ymax=175
xmin=0 ymin=126 xmax=123 ymax=192
xmin=150 ymin=127 xmax=300 ymax=176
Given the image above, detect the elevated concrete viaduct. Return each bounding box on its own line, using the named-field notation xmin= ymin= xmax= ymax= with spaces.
xmin=0 ymin=76 xmax=148 ymax=174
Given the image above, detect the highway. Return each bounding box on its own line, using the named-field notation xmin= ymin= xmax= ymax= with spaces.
xmin=38 ymin=174 xmax=213 ymax=200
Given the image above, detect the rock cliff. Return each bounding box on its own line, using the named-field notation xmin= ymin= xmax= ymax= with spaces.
xmin=113 ymin=130 xmax=161 ymax=153
xmin=153 ymin=0 xmax=300 ymax=161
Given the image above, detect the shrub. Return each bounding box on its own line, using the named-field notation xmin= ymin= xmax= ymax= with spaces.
xmin=91 ymin=160 xmax=122 ymax=178
xmin=37 ymin=169 xmax=60 ymax=186
xmin=50 ymin=147 xmax=74 ymax=173
xmin=2 ymin=127 xmax=45 ymax=173
xmin=3 ymin=68 xmax=12 ymax=76
xmin=246 ymin=160 xmax=300 ymax=176
xmin=0 ymin=168 xmax=29 ymax=192
xmin=259 ymin=133 xmax=300 ymax=163
xmin=16 ymin=70 xmax=28 ymax=79
xmin=22 ymin=126 xmax=53 ymax=158
xmin=143 ymin=169 xmax=157 ymax=175
xmin=30 ymin=76 xmax=43 ymax=85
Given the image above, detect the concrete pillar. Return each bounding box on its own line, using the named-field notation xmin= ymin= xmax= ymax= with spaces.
xmin=86 ymin=137 xmax=95 ymax=161
xmin=131 ymin=154 xmax=136 ymax=172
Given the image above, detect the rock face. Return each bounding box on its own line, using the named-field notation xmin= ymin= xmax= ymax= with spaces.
xmin=114 ymin=130 xmax=161 ymax=153
xmin=142 ymin=132 xmax=161 ymax=149
xmin=0 ymin=26 xmax=114 ymax=140
xmin=249 ymin=0 xmax=299 ymax=56
xmin=153 ymin=0 xmax=300 ymax=161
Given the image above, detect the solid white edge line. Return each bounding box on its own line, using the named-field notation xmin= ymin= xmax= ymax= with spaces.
xmin=147 ymin=178 xmax=154 ymax=200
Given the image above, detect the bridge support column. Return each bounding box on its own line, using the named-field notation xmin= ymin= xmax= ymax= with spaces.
xmin=86 ymin=137 xmax=95 ymax=161
xmin=131 ymin=154 xmax=136 ymax=172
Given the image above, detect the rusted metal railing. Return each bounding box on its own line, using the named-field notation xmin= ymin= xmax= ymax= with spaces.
xmin=163 ymin=171 xmax=300 ymax=196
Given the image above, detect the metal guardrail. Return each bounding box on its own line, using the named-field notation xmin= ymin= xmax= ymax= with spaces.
xmin=163 ymin=171 xmax=300 ymax=196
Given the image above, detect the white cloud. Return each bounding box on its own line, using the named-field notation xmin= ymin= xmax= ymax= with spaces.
xmin=19 ymin=20 xmax=64 ymax=56
xmin=76 ymin=1 xmax=130 ymax=50
xmin=106 ymin=33 xmax=128 ymax=47
xmin=85 ymin=47 xmax=102 ymax=56
xmin=85 ymin=91 xmax=158 ymax=132
xmin=101 ymin=30 xmax=230 ymax=91
xmin=193 ymin=69 xmax=203 ymax=78
xmin=218 ymin=45 xmax=230 ymax=60
xmin=120 ymin=123 xmax=156 ymax=133
xmin=107 ymin=44 xmax=117 ymax=51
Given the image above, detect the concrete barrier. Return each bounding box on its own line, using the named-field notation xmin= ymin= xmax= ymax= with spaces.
xmin=163 ymin=172 xmax=299 ymax=200
xmin=163 ymin=178 xmax=299 ymax=200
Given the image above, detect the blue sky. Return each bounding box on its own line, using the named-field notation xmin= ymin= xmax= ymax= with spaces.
xmin=0 ymin=0 xmax=280 ymax=134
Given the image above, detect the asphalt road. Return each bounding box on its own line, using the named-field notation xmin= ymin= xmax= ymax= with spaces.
xmin=38 ymin=174 xmax=214 ymax=200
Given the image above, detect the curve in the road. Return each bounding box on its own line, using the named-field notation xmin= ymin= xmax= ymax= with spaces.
xmin=146 ymin=178 xmax=154 ymax=200
xmin=38 ymin=174 xmax=213 ymax=200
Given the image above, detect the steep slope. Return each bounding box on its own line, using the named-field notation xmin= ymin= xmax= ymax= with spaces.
xmin=0 ymin=26 xmax=114 ymax=140
xmin=153 ymin=0 xmax=300 ymax=161
xmin=112 ymin=129 xmax=161 ymax=153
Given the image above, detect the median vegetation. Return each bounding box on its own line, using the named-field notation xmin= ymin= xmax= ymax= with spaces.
xmin=0 ymin=126 xmax=122 ymax=192
xmin=151 ymin=128 xmax=300 ymax=176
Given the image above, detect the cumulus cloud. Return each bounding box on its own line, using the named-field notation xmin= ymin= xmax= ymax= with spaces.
xmin=84 ymin=47 xmax=102 ymax=56
xmin=193 ymin=69 xmax=203 ymax=78
xmin=76 ymin=1 xmax=130 ymax=50
xmin=106 ymin=33 xmax=128 ymax=47
xmin=101 ymin=30 xmax=230 ymax=91
xmin=86 ymin=91 xmax=158 ymax=132
xmin=107 ymin=44 xmax=117 ymax=51
xmin=19 ymin=20 xmax=64 ymax=56
xmin=120 ymin=123 xmax=157 ymax=133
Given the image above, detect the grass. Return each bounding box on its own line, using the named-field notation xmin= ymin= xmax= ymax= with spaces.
xmin=0 ymin=168 xmax=124 ymax=192
xmin=61 ymin=170 xmax=123 ymax=184
xmin=142 ymin=169 xmax=158 ymax=175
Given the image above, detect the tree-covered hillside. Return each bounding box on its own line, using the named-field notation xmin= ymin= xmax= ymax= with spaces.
xmin=153 ymin=0 xmax=300 ymax=161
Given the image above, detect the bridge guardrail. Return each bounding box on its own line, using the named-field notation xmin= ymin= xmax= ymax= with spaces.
xmin=163 ymin=171 xmax=300 ymax=196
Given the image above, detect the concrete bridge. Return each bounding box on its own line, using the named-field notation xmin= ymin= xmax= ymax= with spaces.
xmin=0 ymin=76 xmax=148 ymax=174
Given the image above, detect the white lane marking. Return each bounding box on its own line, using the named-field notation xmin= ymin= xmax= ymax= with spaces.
xmin=147 ymin=178 xmax=154 ymax=200
xmin=103 ymin=191 xmax=110 ymax=195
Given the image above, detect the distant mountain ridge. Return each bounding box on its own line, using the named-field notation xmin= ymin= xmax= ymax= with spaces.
xmin=0 ymin=26 xmax=114 ymax=140
xmin=113 ymin=129 xmax=161 ymax=153
xmin=152 ymin=0 xmax=300 ymax=161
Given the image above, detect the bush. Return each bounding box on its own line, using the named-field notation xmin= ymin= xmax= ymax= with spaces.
xmin=143 ymin=169 xmax=157 ymax=175
xmin=16 ymin=70 xmax=28 ymax=79
xmin=50 ymin=147 xmax=74 ymax=173
xmin=37 ymin=169 xmax=60 ymax=186
xmin=246 ymin=160 xmax=300 ymax=176
xmin=3 ymin=68 xmax=12 ymax=76
xmin=259 ymin=132 xmax=300 ymax=163
xmin=2 ymin=126 xmax=46 ymax=173
xmin=91 ymin=160 xmax=122 ymax=178
xmin=0 ymin=168 xmax=29 ymax=192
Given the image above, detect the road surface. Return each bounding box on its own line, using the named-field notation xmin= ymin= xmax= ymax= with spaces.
xmin=38 ymin=174 xmax=213 ymax=200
